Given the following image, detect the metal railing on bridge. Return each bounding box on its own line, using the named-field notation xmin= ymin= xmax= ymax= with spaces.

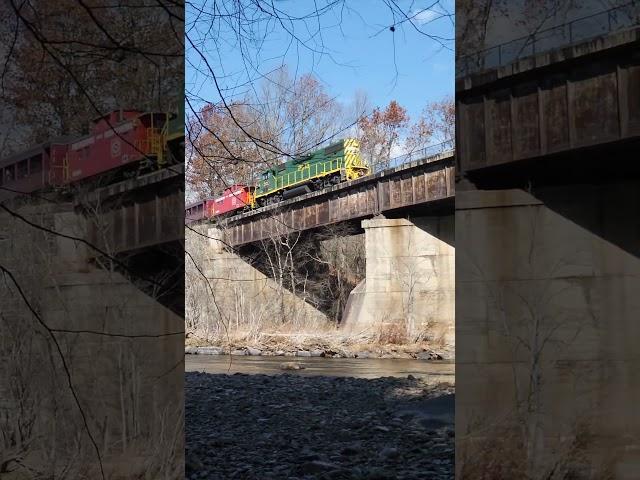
xmin=456 ymin=2 xmax=640 ymax=77
xmin=371 ymin=139 xmax=454 ymax=174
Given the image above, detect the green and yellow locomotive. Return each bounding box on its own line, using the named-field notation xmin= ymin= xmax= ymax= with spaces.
xmin=253 ymin=138 xmax=369 ymax=207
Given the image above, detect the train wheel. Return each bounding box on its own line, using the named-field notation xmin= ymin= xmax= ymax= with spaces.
xmin=269 ymin=193 xmax=282 ymax=205
xmin=312 ymin=178 xmax=323 ymax=190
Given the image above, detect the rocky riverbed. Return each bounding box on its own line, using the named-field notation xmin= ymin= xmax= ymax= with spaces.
xmin=186 ymin=371 xmax=454 ymax=479
xmin=185 ymin=344 xmax=448 ymax=361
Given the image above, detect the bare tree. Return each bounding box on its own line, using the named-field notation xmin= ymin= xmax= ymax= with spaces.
xmin=1 ymin=0 xmax=182 ymax=152
xmin=358 ymin=100 xmax=410 ymax=170
xmin=187 ymin=66 xmax=345 ymax=199
xmin=407 ymin=95 xmax=455 ymax=152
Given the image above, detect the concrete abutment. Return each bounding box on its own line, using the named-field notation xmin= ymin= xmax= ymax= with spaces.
xmin=186 ymin=227 xmax=327 ymax=333
xmin=341 ymin=216 xmax=455 ymax=349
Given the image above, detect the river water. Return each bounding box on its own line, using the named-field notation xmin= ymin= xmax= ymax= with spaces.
xmin=185 ymin=354 xmax=455 ymax=382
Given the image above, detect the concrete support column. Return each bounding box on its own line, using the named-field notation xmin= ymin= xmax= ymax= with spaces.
xmin=455 ymin=184 xmax=640 ymax=479
xmin=342 ymin=216 xmax=455 ymax=348
xmin=1 ymin=203 xmax=184 ymax=477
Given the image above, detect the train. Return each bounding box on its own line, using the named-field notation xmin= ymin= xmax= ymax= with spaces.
xmin=0 ymin=105 xmax=184 ymax=201
xmin=185 ymin=137 xmax=369 ymax=223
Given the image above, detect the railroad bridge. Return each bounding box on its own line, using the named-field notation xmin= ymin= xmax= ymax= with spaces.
xmin=221 ymin=151 xmax=454 ymax=246
xmin=202 ymin=151 xmax=456 ymax=347
xmin=75 ymin=161 xmax=185 ymax=315
xmin=456 ymin=12 xmax=640 ymax=478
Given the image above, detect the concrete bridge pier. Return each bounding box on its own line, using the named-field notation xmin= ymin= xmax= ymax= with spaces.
xmin=456 ymin=182 xmax=640 ymax=478
xmin=341 ymin=216 xmax=454 ymax=350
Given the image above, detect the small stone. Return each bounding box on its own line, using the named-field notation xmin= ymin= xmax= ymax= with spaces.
xmin=247 ymin=347 xmax=262 ymax=356
xmin=340 ymin=445 xmax=361 ymax=456
xmin=197 ymin=346 xmax=223 ymax=355
xmin=380 ymin=446 xmax=400 ymax=460
xmin=296 ymin=350 xmax=311 ymax=357
xmin=407 ymin=374 xmax=416 ymax=380
xmin=274 ymin=350 xmax=285 ymax=356
xmin=230 ymin=349 xmax=246 ymax=356
xmin=362 ymin=467 xmax=393 ymax=479
xmin=310 ymin=349 xmax=324 ymax=357
xmin=373 ymin=425 xmax=390 ymax=432
xmin=417 ymin=351 xmax=443 ymax=360
xmin=299 ymin=460 xmax=337 ymax=474
xmin=185 ymin=346 xmax=198 ymax=354
xmin=280 ymin=362 xmax=305 ymax=370
xmin=185 ymin=454 xmax=204 ymax=472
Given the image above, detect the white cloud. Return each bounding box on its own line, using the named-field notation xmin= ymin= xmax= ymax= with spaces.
xmin=390 ymin=142 xmax=409 ymax=158
xmin=411 ymin=9 xmax=438 ymax=25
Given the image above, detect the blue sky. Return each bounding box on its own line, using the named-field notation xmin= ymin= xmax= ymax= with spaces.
xmin=186 ymin=0 xmax=454 ymax=123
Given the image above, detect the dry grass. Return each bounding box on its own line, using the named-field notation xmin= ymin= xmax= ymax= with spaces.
xmin=457 ymin=415 xmax=612 ymax=480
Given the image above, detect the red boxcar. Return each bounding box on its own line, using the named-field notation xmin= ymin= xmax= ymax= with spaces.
xmin=0 ymin=139 xmax=72 ymax=201
xmin=212 ymin=185 xmax=253 ymax=215
xmin=185 ymin=198 xmax=216 ymax=223
xmin=64 ymin=110 xmax=168 ymax=184
xmin=185 ymin=185 xmax=253 ymax=224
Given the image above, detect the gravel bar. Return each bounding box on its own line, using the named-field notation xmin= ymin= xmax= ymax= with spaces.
xmin=186 ymin=371 xmax=454 ymax=479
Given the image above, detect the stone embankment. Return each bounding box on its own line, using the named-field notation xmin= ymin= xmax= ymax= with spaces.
xmin=186 ymin=371 xmax=454 ymax=479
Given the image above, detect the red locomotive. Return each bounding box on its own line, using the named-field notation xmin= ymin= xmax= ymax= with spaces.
xmin=0 ymin=109 xmax=170 ymax=200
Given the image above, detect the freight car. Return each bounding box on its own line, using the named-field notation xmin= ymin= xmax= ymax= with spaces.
xmin=185 ymin=184 xmax=254 ymax=222
xmin=0 ymin=108 xmax=179 ymax=201
xmin=187 ymin=137 xmax=369 ymax=223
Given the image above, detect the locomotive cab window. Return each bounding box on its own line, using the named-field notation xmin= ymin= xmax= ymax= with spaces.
xmin=324 ymin=143 xmax=342 ymax=155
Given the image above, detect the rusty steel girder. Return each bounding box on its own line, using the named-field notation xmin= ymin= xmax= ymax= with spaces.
xmin=456 ymin=27 xmax=640 ymax=174
xmin=84 ymin=164 xmax=184 ymax=255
